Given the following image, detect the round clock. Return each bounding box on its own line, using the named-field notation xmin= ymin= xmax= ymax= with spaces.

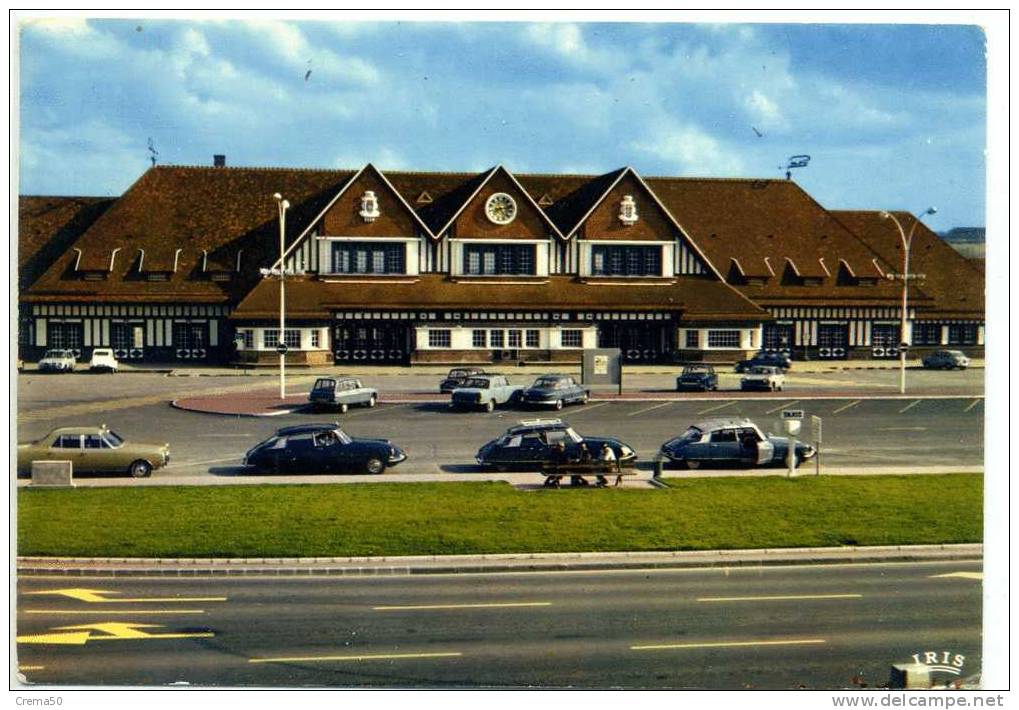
xmin=485 ymin=193 xmax=517 ymax=225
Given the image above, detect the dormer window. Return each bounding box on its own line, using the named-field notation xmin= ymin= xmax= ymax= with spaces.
xmin=619 ymin=195 xmax=638 ymax=226
xmin=359 ymin=191 xmax=380 ymax=223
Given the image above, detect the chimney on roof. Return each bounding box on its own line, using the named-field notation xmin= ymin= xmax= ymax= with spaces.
xmin=213 ymin=154 xmax=226 ymax=168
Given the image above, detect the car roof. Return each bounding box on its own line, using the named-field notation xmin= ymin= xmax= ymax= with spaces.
xmin=507 ymin=418 xmax=569 ymax=434
xmin=276 ymin=423 xmax=342 ymax=435
xmin=534 ymin=374 xmax=569 ymax=380
xmin=45 ymin=425 xmax=107 ymax=436
xmin=690 ymin=417 xmax=758 ymax=431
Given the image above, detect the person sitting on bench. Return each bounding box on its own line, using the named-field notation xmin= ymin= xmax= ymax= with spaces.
xmin=597 ymin=443 xmax=617 ymax=487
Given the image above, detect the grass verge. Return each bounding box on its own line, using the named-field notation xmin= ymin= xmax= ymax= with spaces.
xmin=18 ymin=475 xmax=981 ymax=558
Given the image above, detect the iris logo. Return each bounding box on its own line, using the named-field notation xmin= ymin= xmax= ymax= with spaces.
xmin=911 ymin=650 xmax=966 ymax=675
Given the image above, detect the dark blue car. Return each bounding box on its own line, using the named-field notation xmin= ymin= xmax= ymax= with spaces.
xmin=476 ymin=419 xmax=636 ymax=471
xmin=659 ymin=417 xmax=814 ymax=470
xmin=521 ymin=374 xmax=590 ymax=410
xmin=734 ymin=351 xmax=792 ymax=373
xmin=676 ymin=364 xmax=719 ymax=392
xmin=244 ymin=423 xmax=406 ymax=475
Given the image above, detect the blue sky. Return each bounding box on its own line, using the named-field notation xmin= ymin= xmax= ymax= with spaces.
xmin=17 ymin=18 xmax=987 ymax=230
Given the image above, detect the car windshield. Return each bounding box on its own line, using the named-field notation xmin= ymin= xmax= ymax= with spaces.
xmin=748 ymin=366 xmax=774 ymax=374
xmin=563 ymin=427 xmax=583 ymax=444
xmin=679 ymin=427 xmax=703 ymax=442
xmin=683 ymin=366 xmax=710 ymax=374
xmin=93 ymin=349 xmax=112 ymax=356
xmin=462 ymin=378 xmax=490 ymax=388
xmin=43 ymin=350 xmax=66 ymax=358
xmin=533 ymin=377 xmax=561 ymax=388
xmin=449 ymin=369 xmax=471 ymax=378
xmin=102 ymin=430 xmax=124 ymax=447
xmin=313 ymin=378 xmax=336 ymax=390
xmin=334 ymin=429 xmax=352 ymax=445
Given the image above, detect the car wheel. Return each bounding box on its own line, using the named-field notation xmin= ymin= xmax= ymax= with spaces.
xmin=554 ymin=399 xmax=563 ymax=411
xmin=339 ymin=402 xmax=349 ymax=414
xmin=364 ymin=457 xmax=385 ymax=475
xmin=129 ymin=460 xmax=152 ymax=478
xmin=485 ymin=400 xmax=495 ymax=413
xmin=580 ymin=392 xmax=589 ymax=405
xmin=367 ymin=395 xmax=377 ymax=408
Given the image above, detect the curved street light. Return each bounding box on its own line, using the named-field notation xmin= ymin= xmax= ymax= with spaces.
xmin=273 ymin=193 xmax=290 ymax=399
xmin=879 ymin=207 xmax=937 ymax=395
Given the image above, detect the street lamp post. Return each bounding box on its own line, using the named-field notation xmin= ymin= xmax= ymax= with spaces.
xmin=273 ymin=193 xmax=290 ymax=400
xmin=880 ymin=207 xmax=937 ymax=395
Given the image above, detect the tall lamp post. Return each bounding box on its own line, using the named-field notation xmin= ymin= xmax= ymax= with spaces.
xmin=273 ymin=193 xmax=290 ymax=399
xmin=880 ymin=207 xmax=937 ymax=395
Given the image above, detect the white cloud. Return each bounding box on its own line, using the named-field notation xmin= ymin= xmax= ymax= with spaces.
xmin=744 ymin=89 xmax=786 ymax=130
xmin=632 ymin=124 xmax=744 ymax=176
xmin=521 ymin=23 xmax=619 ymax=71
xmin=239 ymin=20 xmax=380 ymax=85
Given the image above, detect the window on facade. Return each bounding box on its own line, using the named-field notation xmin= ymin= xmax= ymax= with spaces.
xmin=591 ymin=245 xmax=662 ymax=276
xmin=912 ymin=322 xmax=942 ymax=345
xmin=263 ymin=329 xmax=280 ymax=348
xmin=871 ymin=324 xmax=900 ymax=348
xmin=707 ymin=330 xmax=741 ymax=348
xmin=489 ymin=330 xmax=504 ymax=348
xmin=48 ymin=322 xmax=83 ymax=350
xmin=561 ymin=329 xmax=583 ymax=348
xmin=111 ymin=322 xmax=133 ymax=350
xmin=948 ymin=323 xmax=978 ymax=345
xmin=526 ymin=330 xmax=540 ymax=348
xmin=685 ymin=330 xmax=700 ymax=348
xmin=507 ymin=330 xmax=522 ymax=348
xmin=472 ymin=330 xmax=487 ymax=348
xmin=239 ymin=330 xmax=254 ymax=349
xmin=762 ymin=323 xmax=794 ymax=350
xmin=429 ymin=329 xmax=451 ymax=348
xmin=463 ymin=244 xmax=536 ymax=275
xmin=330 ymin=242 xmax=405 ymax=274
xmin=284 ymin=329 xmax=301 ymax=348
xmin=173 ymin=322 xmax=207 ymax=349
xmin=310 ymin=330 xmax=320 ymax=348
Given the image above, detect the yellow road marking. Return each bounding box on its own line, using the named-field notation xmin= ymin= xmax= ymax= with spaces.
xmin=696 ymin=400 xmax=736 ymax=415
xmin=831 ymin=400 xmax=861 ymax=414
xmin=931 ymin=572 xmax=983 ymax=580
xmin=627 ymin=402 xmax=673 ymax=417
xmin=898 ymin=399 xmax=922 ymax=414
xmin=24 ymin=609 xmax=205 ymax=615
xmin=631 ymin=638 xmax=827 ymax=651
xmin=697 ymin=594 xmax=862 ymax=602
xmin=27 ymin=588 xmax=226 ymax=603
xmin=250 ymin=651 xmax=462 ymax=664
xmin=16 ymin=631 xmax=91 ymax=646
xmin=17 ymin=621 xmax=215 ymax=645
xmin=18 ymin=666 xmax=45 ymax=671
xmin=372 ymin=602 xmax=552 ymax=611
xmin=964 ymin=399 xmax=981 ymax=412
xmin=765 ymin=400 xmax=799 ymax=415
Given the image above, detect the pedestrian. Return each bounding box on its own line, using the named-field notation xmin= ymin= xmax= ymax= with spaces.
xmin=597 ymin=443 xmax=616 ymax=487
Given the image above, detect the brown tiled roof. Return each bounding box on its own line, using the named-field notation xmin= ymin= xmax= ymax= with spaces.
xmin=832 ymin=211 xmax=985 ymax=320
xmin=18 ymin=196 xmax=114 ymax=290
xmin=24 ymin=166 xmax=354 ymax=303
xmin=519 ymin=168 xmax=627 ymax=236
xmin=231 ymin=274 xmax=768 ymax=322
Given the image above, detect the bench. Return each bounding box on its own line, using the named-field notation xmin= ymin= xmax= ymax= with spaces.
xmin=540 ymin=462 xmax=634 ymax=488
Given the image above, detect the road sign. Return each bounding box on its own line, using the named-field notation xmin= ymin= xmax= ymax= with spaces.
xmin=276 ymin=344 xmax=289 ymax=355
xmin=782 ymin=410 xmax=804 ymax=420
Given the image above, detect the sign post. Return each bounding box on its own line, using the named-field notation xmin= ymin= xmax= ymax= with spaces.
xmin=810 ymin=415 xmax=823 ymax=476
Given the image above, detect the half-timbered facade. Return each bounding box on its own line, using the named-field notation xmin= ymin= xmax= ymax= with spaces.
xmin=18 ymin=161 xmax=985 ymax=366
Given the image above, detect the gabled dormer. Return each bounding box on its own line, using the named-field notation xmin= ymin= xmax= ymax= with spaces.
xmin=73 ymin=247 xmax=119 ymax=281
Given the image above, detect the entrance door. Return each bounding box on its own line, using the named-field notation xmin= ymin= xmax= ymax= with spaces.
xmin=48 ymin=322 xmax=84 ymax=359
xmin=598 ymin=322 xmax=672 ymax=362
xmin=817 ymin=323 xmax=848 ymax=359
xmin=334 ymin=322 xmax=410 ymax=364
xmin=173 ymin=322 xmax=209 ymax=360
xmin=762 ymin=323 xmax=794 ymax=356
xmin=870 ymin=323 xmax=900 ymax=359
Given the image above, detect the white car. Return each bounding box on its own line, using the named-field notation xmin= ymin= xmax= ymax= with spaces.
xmin=740 ymin=365 xmax=786 ymax=391
xmin=89 ymin=348 xmax=119 ymax=373
xmin=38 ymin=349 xmax=76 ymax=373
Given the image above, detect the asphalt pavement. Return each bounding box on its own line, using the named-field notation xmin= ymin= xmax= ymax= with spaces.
xmin=14 ymin=559 xmax=983 ymax=688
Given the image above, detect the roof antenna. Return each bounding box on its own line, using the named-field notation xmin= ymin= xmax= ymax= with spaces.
xmin=147 ymin=138 xmax=159 ymax=167
xmin=780 ymin=154 xmax=810 ymax=180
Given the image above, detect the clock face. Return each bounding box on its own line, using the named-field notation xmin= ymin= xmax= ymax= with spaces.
xmin=485 ymin=193 xmax=517 ymax=225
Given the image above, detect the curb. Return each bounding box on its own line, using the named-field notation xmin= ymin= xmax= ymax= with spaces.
xmin=16 ymin=544 xmax=982 ymax=578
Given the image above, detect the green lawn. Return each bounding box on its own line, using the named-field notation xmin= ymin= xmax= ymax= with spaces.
xmin=17 ymin=475 xmax=982 ymax=558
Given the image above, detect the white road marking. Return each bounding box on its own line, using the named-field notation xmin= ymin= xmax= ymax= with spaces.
xmin=168 ymin=456 xmax=242 ymax=469
xmin=697 ymin=594 xmax=861 ymax=603
xmin=696 ymin=400 xmax=737 ymax=415
xmin=631 ymin=638 xmax=826 ymax=651
xmin=963 ymin=399 xmax=981 ymax=412
xmin=373 ymin=601 xmax=551 ymax=611
xmin=878 ymin=427 xmax=927 ymax=432
xmin=930 ymin=572 xmax=983 ymax=580
xmin=898 ymin=400 xmax=922 ymax=414
xmin=765 ymin=400 xmax=799 ymax=415
xmin=567 ymin=401 xmax=610 ymax=415
xmin=627 ymin=402 xmax=674 ymax=417
xmin=831 ymin=400 xmax=861 ymax=414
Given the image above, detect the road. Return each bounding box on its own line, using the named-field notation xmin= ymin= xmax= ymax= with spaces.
xmin=14 ymin=560 xmax=982 ymax=688
xmin=16 ymin=374 xmax=984 ymax=480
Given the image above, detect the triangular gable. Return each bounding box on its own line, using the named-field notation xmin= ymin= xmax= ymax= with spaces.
xmin=432 ymin=165 xmax=565 ymax=240
xmin=274 ymin=163 xmax=436 ymax=269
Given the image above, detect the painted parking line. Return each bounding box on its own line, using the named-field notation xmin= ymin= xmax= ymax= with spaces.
xmin=831 ymin=400 xmax=861 ymax=415
xmin=898 ymin=400 xmax=922 ymax=414
xmin=568 ymin=401 xmax=610 ymax=415
xmin=627 ymin=402 xmax=674 ymax=417
xmin=696 ymin=400 xmax=737 ymax=415
xmin=373 ymin=601 xmax=552 ymax=611
xmin=930 ymin=572 xmax=983 ymax=580
xmin=963 ymin=399 xmax=982 ymax=413
xmin=878 ymin=427 xmax=927 ymax=432
xmin=764 ymin=400 xmax=799 ymax=415
xmin=249 ymin=651 xmax=463 ymax=664
xmin=631 ymin=638 xmax=826 ymax=652
xmin=696 ymin=594 xmax=861 ymax=603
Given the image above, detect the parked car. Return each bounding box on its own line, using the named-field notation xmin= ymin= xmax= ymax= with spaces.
xmin=450 ymin=374 xmax=524 ymax=412
xmin=439 ymin=367 xmax=487 ymax=393
xmin=740 ymin=365 xmax=786 ymax=392
xmin=243 ymin=423 xmax=406 ymax=475
xmin=476 ymin=418 xmax=637 ymax=472
xmin=308 ymin=377 xmax=378 ymax=413
xmin=38 ymin=349 xmax=76 ymax=373
xmin=659 ymin=417 xmax=815 ymax=470
xmin=89 ymin=348 xmax=119 ymax=373
xmin=676 ymin=364 xmax=719 ymax=392
xmin=734 ymin=351 xmax=792 ymax=373
xmin=922 ymin=349 xmax=971 ymax=370
xmin=521 ymin=374 xmax=590 ymax=409
xmin=17 ymin=425 xmax=170 ymax=478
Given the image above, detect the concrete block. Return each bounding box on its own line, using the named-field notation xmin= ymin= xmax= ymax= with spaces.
xmin=889 ymin=663 xmax=931 ymax=689
xmin=30 ymin=460 xmax=74 ymax=488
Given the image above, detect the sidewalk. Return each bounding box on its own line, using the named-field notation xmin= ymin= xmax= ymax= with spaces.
xmin=15 ymin=543 xmax=982 ymax=577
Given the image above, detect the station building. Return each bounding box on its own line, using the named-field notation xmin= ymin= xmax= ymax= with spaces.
xmin=17 ymin=161 xmax=985 ymax=366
